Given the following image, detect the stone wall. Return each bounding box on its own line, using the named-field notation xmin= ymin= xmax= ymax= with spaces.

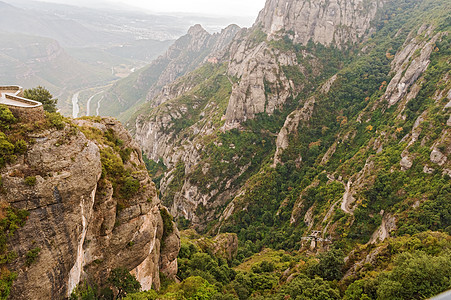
xmin=8 ymin=105 xmax=45 ymax=123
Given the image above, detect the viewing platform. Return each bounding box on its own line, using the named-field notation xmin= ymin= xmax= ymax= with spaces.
xmin=0 ymin=85 xmax=45 ymax=122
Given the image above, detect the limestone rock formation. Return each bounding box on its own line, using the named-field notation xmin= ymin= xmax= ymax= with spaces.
xmin=224 ymin=41 xmax=301 ymax=129
xmin=1 ymin=118 xmax=179 ymax=299
xmin=256 ymin=0 xmax=385 ymax=47
xmin=382 ymin=25 xmax=441 ymax=107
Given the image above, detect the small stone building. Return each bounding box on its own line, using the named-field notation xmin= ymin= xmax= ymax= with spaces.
xmin=0 ymin=85 xmax=45 ymax=122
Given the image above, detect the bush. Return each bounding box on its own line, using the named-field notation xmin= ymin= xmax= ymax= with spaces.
xmin=24 ymin=176 xmax=37 ymax=186
xmin=376 ymin=251 xmax=451 ymax=299
xmin=23 ymin=86 xmax=58 ymax=113
xmin=275 ymin=274 xmax=340 ymax=300
xmin=25 ymin=247 xmax=41 ymax=266
xmin=45 ymin=112 xmax=65 ymax=130
xmin=14 ymin=140 xmax=27 ymax=155
xmin=123 ymin=290 xmax=158 ymax=300
xmin=160 ymin=208 xmax=174 ymax=241
xmin=179 ymin=276 xmax=218 ymax=300
xmin=120 ymin=177 xmax=140 ymax=199
xmin=108 ymin=267 xmax=141 ymax=299
xmin=70 ymin=281 xmax=97 ymax=300
xmin=0 ymin=105 xmax=16 ymax=129
xmin=0 ymin=207 xmax=29 ymax=299
xmin=309 ymin=248 xmax=345 ymax=281
xmin=0 ymin=133 xmax=15 ymax=168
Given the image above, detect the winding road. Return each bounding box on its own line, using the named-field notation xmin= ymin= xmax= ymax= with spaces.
xmin=86 ymin=91 xmax=104 ymax=116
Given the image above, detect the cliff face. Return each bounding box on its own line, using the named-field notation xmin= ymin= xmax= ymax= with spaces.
xmin=130 ymin=0 xmax=450 ymax=241
xmin=0 ymin=117 xmax=179 ymax=299
xmin=223 ymin=0 xmax=386 ymax=127
xmin=131 ymin=0 xmax=388 ymax=227
xmin=256 ymin=0 xmax=385 ymax=47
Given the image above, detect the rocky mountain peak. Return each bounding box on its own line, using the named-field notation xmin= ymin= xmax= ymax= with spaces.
xmin=256 ymin=0 xmax=385 ymax=47
xmin=187 ymin=24 xmax=208 ymax=36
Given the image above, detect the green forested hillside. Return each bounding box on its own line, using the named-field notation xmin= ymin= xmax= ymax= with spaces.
xmin=121 ymin=0 xmax=451 ymax=298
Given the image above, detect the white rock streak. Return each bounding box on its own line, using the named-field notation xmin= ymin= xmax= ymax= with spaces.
xmin=67 ymin=187 xmax=96 ymax=297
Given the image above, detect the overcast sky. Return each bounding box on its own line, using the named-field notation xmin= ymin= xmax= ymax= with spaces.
xmin=32 ymin=0 xmax=268 ymax=17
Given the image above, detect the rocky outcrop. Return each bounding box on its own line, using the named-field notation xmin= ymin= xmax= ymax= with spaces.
xmin=186 ymin=231 xmax=239 ymax=261
xmin=1 ymin=118 xmax=179 ymax=299
xmin=146 ymin=24 xmax=241 ymax=107
xmin=256 ymin=0 xmax=385 ymax=47
xmin=369 ymin=212 xmax=397 ymax=244
xmin=382 ymin=25 xmax=440 ymax=107
xmin=273 ymin=96 xmax=316 ymax=165
xmin=224 ymin=33 xmax=311 ymax=128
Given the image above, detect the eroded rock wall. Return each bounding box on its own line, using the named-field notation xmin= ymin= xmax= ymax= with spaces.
xmin=1 ymin=118 xmax=179 ymax=299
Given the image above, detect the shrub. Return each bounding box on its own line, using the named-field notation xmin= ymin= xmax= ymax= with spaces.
xmin=25 ymin=247 xmax=41 ymax=266
xmin=45 ymin=112 xmax=65 ymax=130
xmin=0 ymin=105 xmax=16 ymax=129
xmin=123 ymin=290 xmax=158 ymax=300
xmin=23 ymin=86 xmax=57 ymax=113
xmin=0 ymin=133 xmax=15 ymax=168
xmin=24 ymin=176 xmax=37 ymax=186
xmin=160 ymin=208 xmax=174 ymax=241
xmin=120 ymin=177 xmax=140 ymax=199
xmin=309 ymin=248 xmax=345 ymax=281
xmin=14 ymin=140 xmax=27 ymax=155
xmin=108 ymin=267 xmax=141 ymax=299
xmin=70 ymin=281 xmax=97 ymax=300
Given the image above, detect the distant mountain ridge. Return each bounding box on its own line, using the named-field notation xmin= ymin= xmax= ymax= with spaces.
xmin=101 ymin=23 xmax=241 ymax=120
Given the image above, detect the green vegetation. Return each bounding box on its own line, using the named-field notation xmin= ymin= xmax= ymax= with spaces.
xmin=71 ymin=268 xmax=142 ymax=300
xmin=142 ymin=154 xmax=167 ymax=189
xmin=23 ymin=86 xmax=58 ymax=113
xmin=161 ymin=208 xmax=174 ymax=242
xmin=0 ymin=105 xmax=16 ymax=130
xmin=0 ymin=206 xmax=29 ymax=299
xmin=107 ymin=267 xmax=141 ymax=299
xmin=25 ymin=247 xmax=41 ymax=266
xmin=131 ymin=1 xmax=451 ymax=299
xmin=24 ymin=176 xmax=37 ymax=186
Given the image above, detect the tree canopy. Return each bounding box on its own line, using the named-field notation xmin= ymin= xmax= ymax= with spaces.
xmin=23 ymin=86 xmax=57 ymax=113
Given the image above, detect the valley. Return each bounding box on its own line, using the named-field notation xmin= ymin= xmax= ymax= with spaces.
xmin=0 ymin=0 xmax=450 ymax=299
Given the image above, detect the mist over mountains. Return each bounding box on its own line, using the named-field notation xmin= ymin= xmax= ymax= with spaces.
xmin=0 ymin=0 xmax=450 ymax=299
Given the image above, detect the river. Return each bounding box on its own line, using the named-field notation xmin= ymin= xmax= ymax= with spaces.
xmin=71 ymin=92 xmax=80 ymax=118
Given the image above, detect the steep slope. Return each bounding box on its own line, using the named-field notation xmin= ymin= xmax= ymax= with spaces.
xmin=256 ymin=0 xmax=385 ymax=47
xmin=131 ymin=0 xmax=384 ymax=228
xmin=0 ymin=110 xmax=180 ymax=299
xmin=129 ymin=0 xmax=450 ymax=269
xmin=101 ymin=24 xmax=241 ymax=120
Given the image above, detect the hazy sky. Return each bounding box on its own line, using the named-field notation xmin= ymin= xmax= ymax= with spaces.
xmin=33 ymin=0 xmax=268 ymax=17
xmin=126 ymin=0 xmax=267 ymax=16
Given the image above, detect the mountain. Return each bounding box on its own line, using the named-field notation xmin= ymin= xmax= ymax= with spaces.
xmin=122 ymin=0 xmax=450 ymax=297
xmin=100 ymin=23 xmax=241 ymax=120
xmin=1 ymin=0 xmax=450 ymax=298
xmin=0 ymin=108 xmax=180 ymax=299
